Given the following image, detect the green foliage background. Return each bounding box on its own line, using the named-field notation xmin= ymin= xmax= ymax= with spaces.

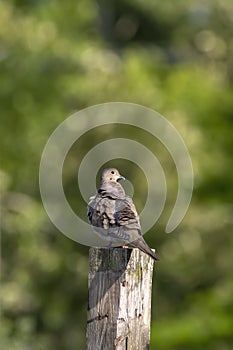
xmin=1 ymin=0 xmax=232 ymax=349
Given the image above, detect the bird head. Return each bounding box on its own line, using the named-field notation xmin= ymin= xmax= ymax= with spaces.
xmin=101 ymin=168 xmax=125 ymax=183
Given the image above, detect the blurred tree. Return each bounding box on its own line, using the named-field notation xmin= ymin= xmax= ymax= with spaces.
xmin=0 ymin=0 xmax=232 ymax=349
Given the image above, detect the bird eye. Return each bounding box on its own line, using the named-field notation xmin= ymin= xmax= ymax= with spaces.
xmin=111 ymin=171 xmax=115 ymax=174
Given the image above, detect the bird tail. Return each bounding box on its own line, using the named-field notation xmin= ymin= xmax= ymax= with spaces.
xmin=130 ymin=237 xmax=159 ymax=261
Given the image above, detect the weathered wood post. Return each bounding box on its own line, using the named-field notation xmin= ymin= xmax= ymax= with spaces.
xmin=86 ymin=247 xmax=155 ymax=350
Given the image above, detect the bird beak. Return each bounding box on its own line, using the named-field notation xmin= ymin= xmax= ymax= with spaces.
xmin=117 ymin=175 xmax=125 ymax=181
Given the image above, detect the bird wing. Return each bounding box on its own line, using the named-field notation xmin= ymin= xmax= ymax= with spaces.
xmin=87 ymin=190 xmax=159 ymax=260
xmin=87 ymin=194 xmax=115 ymax=230
xmin=115 ymin=196 xmax=141 ymax=230
xmin=114 ymin=196 xmax=142 ymax=242
xmin=87 ymin=191 xmax=142 ymax=243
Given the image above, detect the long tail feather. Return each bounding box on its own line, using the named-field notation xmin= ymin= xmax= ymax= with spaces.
xmin=130 ymin=237 xmax=159 ymax=261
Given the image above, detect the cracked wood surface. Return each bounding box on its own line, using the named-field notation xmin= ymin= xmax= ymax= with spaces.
xmin=86 ymin=247 xmax=154 ymax=350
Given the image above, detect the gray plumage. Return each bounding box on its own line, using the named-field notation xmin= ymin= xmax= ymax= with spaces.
xmin=87 ymin=168 xmax=159 ymax=261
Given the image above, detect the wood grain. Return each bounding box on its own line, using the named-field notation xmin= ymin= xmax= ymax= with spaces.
xmin=86 ymin=247 xmax=154 ymax=350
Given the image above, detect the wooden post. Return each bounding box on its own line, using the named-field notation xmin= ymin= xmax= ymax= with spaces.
xmin=86 ymin=247 xmax=154 ymax=350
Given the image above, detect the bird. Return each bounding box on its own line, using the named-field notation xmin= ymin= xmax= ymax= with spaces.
xmin=87 ymin=167 xmax=159 ymax=261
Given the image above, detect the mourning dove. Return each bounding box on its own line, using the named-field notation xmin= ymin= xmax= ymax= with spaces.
xmin=87 ymin=168 xmax=159 ymax=261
